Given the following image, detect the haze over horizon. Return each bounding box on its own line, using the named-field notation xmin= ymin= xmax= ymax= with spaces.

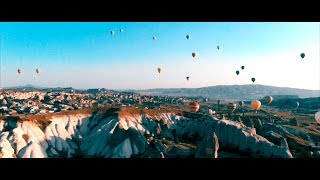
xmin=0 ymin=22 xmax=319 ymax=90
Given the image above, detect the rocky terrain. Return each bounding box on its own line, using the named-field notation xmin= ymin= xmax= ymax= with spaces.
xmin=0 ymin=88 xmax=319 ymax=158
xmin=0 ymin=90 xmax=187 ymax=116
xmin=2 ymin=106 xmax=314 ymax=158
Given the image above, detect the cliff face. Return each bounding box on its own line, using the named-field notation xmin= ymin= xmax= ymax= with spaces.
xmin=212 ymin=119 xmax=292 ymax=157
xmin=0 ymin=110 xmax=292 ymax=158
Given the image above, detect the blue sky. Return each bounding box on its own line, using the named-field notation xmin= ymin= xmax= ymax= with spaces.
xmin=0 ymin=22 xmax=319 ymax=90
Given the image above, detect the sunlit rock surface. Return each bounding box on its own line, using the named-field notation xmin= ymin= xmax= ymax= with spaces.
xmin=0 ymin=109 xmax=293 ymax=158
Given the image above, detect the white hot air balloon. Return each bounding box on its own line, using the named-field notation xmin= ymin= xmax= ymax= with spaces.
xmin=208 ymin=109 xmax=215 ymax=115
xmin=315 ymin=111 xmax=320 ymax=123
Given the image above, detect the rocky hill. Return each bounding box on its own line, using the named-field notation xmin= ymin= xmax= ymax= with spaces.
xmin=0 ymin=107 xmax=304 ymax=158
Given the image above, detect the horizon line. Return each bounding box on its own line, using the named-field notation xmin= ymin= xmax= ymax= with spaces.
xmin=2 ymin=83 xmax=320 ymax=91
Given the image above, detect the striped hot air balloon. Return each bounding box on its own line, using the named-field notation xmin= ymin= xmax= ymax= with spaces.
xmin=189 ymin=102 xmax=200 ymax=112
xmin=265 ymin=96 xmax=273 ymax=105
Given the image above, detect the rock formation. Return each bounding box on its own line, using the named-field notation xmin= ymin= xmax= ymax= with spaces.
xmin=0 ymin=110 xmax=294 ymax=158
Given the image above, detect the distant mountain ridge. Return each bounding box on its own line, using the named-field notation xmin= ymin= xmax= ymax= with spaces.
xmin=4 ymin=84 xmax=45 ymax=89
xmin=3 ymin=84 xmax=320 ymax=100
xmin=129 ymin=84 xmax=320 ymax=100
xmin=2 ymin=85 xmax=119 ymax=94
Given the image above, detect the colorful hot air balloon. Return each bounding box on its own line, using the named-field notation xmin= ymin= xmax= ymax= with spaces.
xmin=300 ymin=53 xmax=305 ymax=59
xmin=157 ymin=68 xmax=162 ymax=73
xmin=241 ymin=66 xmax=245 ymax=70
xmin=153 ymin=36 xmax=157 ymax=40
xmin=186 ymin=35 xmax=190 ymax=39
xmin=189 ymin=102 xmax=200 ymax=112
xmin=251 ymin=77 xmax=256 ymax=82
xmin=110 ymin=31 xmax=114 ymax=35
xmin=227 ymin=103 xmax=237 ymax=113
xmin=265 ymin=96 xmax=273 ymax=105
xmin=17 ymin=69 xmax=22 ymax=74
xmin=186 ymin=76 xmax=190 ymax=81
xmin=36 ymin=69 xmax=40 ymax=74
xmin=236 ymin=70 xmax=240 ymax=75
xmin=315 ymin=111 xmax=320 ymax=123
xmin=192 ymin=52 xmax=196 ymax=58
xmin=251 ymin=100 xmax=261 ymax=110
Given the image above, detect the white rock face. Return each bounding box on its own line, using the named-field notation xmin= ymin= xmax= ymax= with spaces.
xmin=211 ymin=118 xmax=293 ymax=158
xmin=0 ymin=120 xmax=5 ymax=132
xmin=0 ymin=112 xmax=293 ymax=158
xmin=0 ymin=132 xmax=15 ymax=158
xmin=18 ymin=141 xmax=48 ymax=158
xmin=195 ymin=131 xmax=219 ymax=158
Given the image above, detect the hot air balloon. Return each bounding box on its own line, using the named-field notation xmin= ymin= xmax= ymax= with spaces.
xmin=36 ymin=69 xmax=40 ymax=74
xmin=110 ymin=31 xmax=114 ymax=35
xmin=251 ymin=77 xmax=256 ymax=82
xmin=189 ymin=102 xmax=200 ymax=112
xmin=153 ymin=36 xmax=157 ymax=40
xmin=241 ymin=66 xmax=245 ymax=70
xmin=217 ymin=46 xmax=220 ymax=50
xmin=120 ymin=29 xmax=124 ymax=33
xmin=315 ymin=111 xmax=320 ymax=123
xmin=227 ymin=103 xmax=237 ymax=113
xmin=17 ymin=69 xmax=22 ymax=74
xmin=265 ymin=96 xmax=273 ymax=105
xmin=300 ymin=53 xmax=305 ymax=59
xmin=208 ymin=109 xmax=215 ymax=115
xmin=236 ymin=70 xmax=240 ymax=75
xmin=192 ymin=52 xmax=196 ymax=58
xmin=186 ymin=76 xmax=190 ymax=81
xmin=239 ymin=101 xmax=244 ymax=106
xmin=157 ymin=68 xmax=162 ymax=73
xmin=251 ymin=100 xmax=261 ymax=110
xmin=186 ymin=35 xmax=190 ymax=39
